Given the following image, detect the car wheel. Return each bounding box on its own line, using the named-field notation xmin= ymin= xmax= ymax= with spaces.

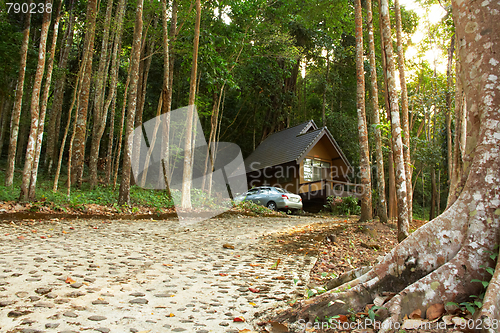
xmin=267 ymin=201 xmax=277 ymax=211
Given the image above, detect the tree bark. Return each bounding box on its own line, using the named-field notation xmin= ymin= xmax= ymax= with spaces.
xmin=379 ymin=0 xmax=409 ymax=241
xmin=180 ymin=0 xmax=201 ymax=209
xmin=394 ymin=0 xmax=413 ymax=225
xmin=445 ymin=36 xmax=456 ymax=202
xmin=268 ymin=0 xmax=500 ymax=330
xmin=113 ymin=62 xmax=131 ymax=190
xmin=5 ymin=6 xmax=31 ymax=187
xmin=28 ymin=0 xmax=62 ymax=199
xmin=118 ymin=0 xmax=144 ymax=205
xmin=89 ymin=0 xmax=114 ymax=189
xmin=104 ymin=0 xmax=126 ymax=186
xmin=322 ymin=51 xmax=329 ymax=127
xmin=19 ymin=3 xmax=51 ymax=201
xmin=367 ymin=0 xmax=388 ymax=223
xmin=45 ymin=0 xmax=75 ymax=174
xmin=355 ymin=0 xmax=372 ymax=222
xmin=72 ymin=0 xmax=97 ymax=187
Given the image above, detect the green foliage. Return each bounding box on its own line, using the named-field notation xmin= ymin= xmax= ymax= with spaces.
xmin=324 ymin=196 xmax=361 ymax=216
xmin=232 ymin=199 xmax=285 ymax=216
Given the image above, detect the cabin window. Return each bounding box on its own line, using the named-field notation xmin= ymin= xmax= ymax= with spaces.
xmin=303 ymin=158 xmax=330 ymax=181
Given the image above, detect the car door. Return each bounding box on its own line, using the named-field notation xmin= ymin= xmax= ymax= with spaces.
xmin=244 ymin=189 xmax=260 ymax=203
xmin=252 ymin=188 xmax=270 ymax=206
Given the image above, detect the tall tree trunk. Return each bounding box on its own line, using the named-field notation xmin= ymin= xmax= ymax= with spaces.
xmin=118 ymin=0 xmax=144 ymax=205
xmin=355 ymin=0 xmax=373 ymax=222
xmin=103 ymin=0 xmax=126 ymax=186
xmin=28 ymin=0 xmax=62 ymax=199
xmin=89 ymin=0 xmax=114 ymax=189
xmin=394 ymin=0 xmax=412 ymax=225
xmin=45 ymin=0 xmax=75 ymax=174
xmin=367 ymin=0 xmax=388 ymax=223
xmin=5 ymin=6 xmax=31 ymax=187
xmin=113 ymin=62 xmax=131 ymax=189
xmin=0 ymin=98 xmax=11 ymax=160
xmin=168 ymin=0 xmax=178 ymax=111
xmin=72 ymin=0 xmax=97 ymax=187
xmin=180 ymin=0 xmax=201 ymax=209
xmin=379 ymin=0 xmax=409 ymax=242
xmin=445 ymin=35 xmax=455 ymax=199
xmin=19 ymin=3 xmax=51 ymax=201
xmin=378 ymin=0 xmax=397 ymax=220
xmin=429 ymin=168 xmax=437 ymax=220
xmin=322 ymin=51 xmax=329 ymax=127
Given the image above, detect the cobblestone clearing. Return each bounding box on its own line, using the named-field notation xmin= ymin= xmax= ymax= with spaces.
xmin=0 ymin=216 xmax=319 ymax=332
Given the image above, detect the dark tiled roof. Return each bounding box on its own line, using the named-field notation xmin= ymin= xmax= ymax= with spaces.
xmin=244 ymin=120 xmax=351 ymax=171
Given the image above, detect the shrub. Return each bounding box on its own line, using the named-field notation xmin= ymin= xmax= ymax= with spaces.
xmin=324 ymin=195 xmax=361 ymax=216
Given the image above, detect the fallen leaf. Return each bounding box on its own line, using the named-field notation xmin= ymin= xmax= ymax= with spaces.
xmin=238 ymin=330 xmax=258 ymax=333
xmin=269 ymin=322 xmax=288 ymax=333
xmin=219 ymin=273 xmax=228 ymax=276
xmin=337 ymin=314 xmax=348 ymax=322
xmin=223 ymin=244 xmax=235 ymax=249
xmin=249 ymin=302 xmax=256 ymax=306
xmin=167 ymin=313 xmax=175 ymax=317
xmin=65 ymin=277 xmax=76 ymax=284
xmin=426 ymin=303 xmax=445 ymax=320
xmin=249 ymin=287 xmax=259 ymax=293
xmin=409 ymin=308 xmax=422 ymax=319
xmin=249 ymin=263 xmax=260 ymax=267
xmin=233 ymin=316 xmax=245 ymax=322
xmin=62 ymin=230 xmax=68 ymax=234
xmin=442 ymin=314 xmax=454 ymax=325
xmin=17 ymin=236 xmax=25 ymax=240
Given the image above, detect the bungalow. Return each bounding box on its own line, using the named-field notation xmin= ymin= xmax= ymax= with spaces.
xmin=244 ymin=120 xmax=361 ymax=202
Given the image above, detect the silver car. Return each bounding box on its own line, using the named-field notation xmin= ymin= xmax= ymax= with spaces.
xmin=233 ymin=186 xmax=303 ymax=211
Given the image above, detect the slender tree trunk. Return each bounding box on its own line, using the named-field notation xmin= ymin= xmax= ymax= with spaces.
xmin=429 ymin=168 xmax=437 ymax=220
xmin=19 ymin=3 xmax=51 ymax=201
xmin=103 ymin=0 xmax=126 ymax=186
xmin=367 ymin=0 xmax=388 ymax=223
xmin=89 ymin=0 xmax=114 ymax=189
xmin=132 ymin=35 xmax=154 ymax=183
xmin=45 ymin=0 xmax=75 ymax=174
xmin=5 ymin=6 xmax=31 ymax=187
xmin=72 ymin=0 xmax=97 ymax=187
xmin=162 ymin=0 xmax=172 ymax=177
xmin=445 ymin=36 xmax=455 ymax=198
xmin=113 ymin=63 xmax=131 ymax=189
xmin=0 ymin=98 xmax=11 ymax=160
xmin=355 ymin=0 xmax=372 ymax=222
xmin=322 ymin=51 xmax=329 ymax=127
xmin=394 ymin=0 xmax=413 ymax=225
xmin=379 ymin=0 xmax=409 ymax=241
xmin=118 ymin=0 xmax=144 ymax=205
xmin=168 ymin=0 xmax=178 ymax=111
xmin=28 ymin=0 xmax=62 ymax=199
xmin=180 ymin=0 xmax=201 ymax=209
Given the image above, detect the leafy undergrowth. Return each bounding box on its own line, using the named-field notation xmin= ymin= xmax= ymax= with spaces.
xmin=231 ymin=200 xmax=288 ymax=217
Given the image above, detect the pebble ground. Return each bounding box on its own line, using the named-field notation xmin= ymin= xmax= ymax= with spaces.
xmin=0 ymin=215 xmax=318 ymax=332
